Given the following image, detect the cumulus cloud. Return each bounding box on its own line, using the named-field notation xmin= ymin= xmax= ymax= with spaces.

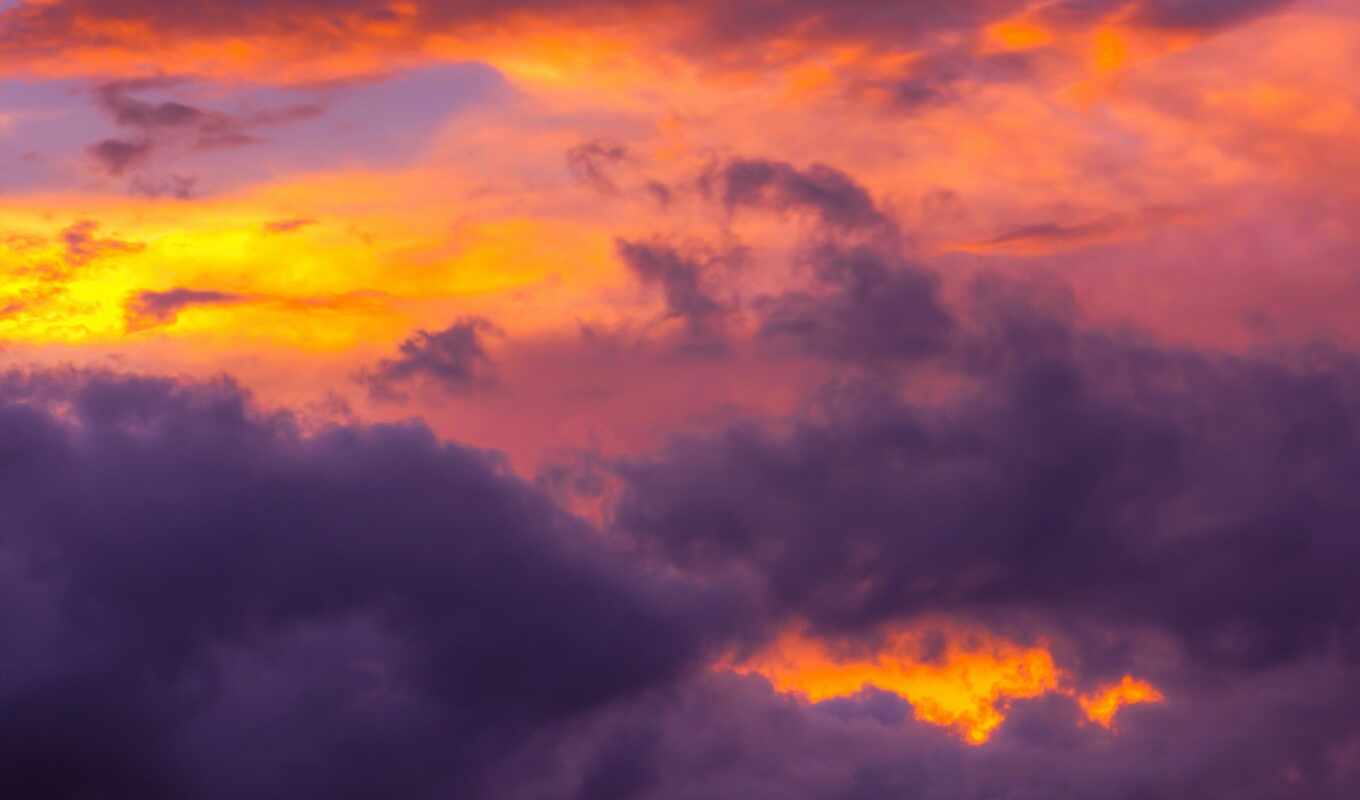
xmin=616 ymin=278 xmax=1360 ymax=680
xmin=756 ymin=242 xmax=953 ymax=363
xmin=0 ymin=369 xmax=726 ymax=799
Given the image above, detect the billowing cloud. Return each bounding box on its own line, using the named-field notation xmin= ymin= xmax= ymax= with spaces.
xmin=616 ymin=280 xmax=1360 ymax=677
xmin=0 ymin=369 xmax=725 ymax=798
xmin=756 ymin=242 xmax=953 ymax=363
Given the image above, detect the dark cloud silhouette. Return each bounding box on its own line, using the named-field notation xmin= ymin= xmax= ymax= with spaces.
xmin=0 ymin=369 xmax=724 ymax=799
xmin=360 ymin=317 xmax=501 ymax=400
xmin=495 ymin=665 xmax=1360 ymax=800
xmin=125 ymin=288 xmax=248 ymax=330
xmin=617 ymin=281 xmax=1360 ymax=677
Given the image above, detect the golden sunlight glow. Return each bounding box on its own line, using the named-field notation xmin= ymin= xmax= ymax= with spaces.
xmin=725 ymin=626 xmax=1062 ymax=744
xmin=722 ymin=624 xmax=1165 ymax=744
xmin=0 ymin=182 xmax=617 ymax=349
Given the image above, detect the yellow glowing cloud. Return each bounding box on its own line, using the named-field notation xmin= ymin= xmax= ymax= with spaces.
xmin=0 ymin=166 xmax=621 ymax=350
xmin=721 ymin=624 xmax=1164 ymax=744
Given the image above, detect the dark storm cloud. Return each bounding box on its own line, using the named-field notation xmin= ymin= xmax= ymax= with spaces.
xmin=124 ymin=287 xmax=247 ymax=330
xmin=616 ymin=277 xmax=1360 ymax=675
xmin=492 ymin=665 xmax=1360 ymax=800
xmin=360 ymin=317 xmax=501 ymax=400
xmin=0 ymin=370 xmax=726 ymax=799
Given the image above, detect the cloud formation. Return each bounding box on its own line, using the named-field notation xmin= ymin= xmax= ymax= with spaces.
xmin=360 ymin=318 xmax=502 ymax=400
xmin=1 ymin=0 xmax=1358 ymax=796
xmin=0 ymin=370 xmax=723 ymax=798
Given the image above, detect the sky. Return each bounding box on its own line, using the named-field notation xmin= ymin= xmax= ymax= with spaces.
xmin=2 ymin=0 xmax=1360 ymax=797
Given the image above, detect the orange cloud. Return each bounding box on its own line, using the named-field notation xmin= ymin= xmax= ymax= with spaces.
xmin=1078 ymin=674 xmax=1166 ymax=729
xmin=721 ymin=623 xmax=1163 ymax=744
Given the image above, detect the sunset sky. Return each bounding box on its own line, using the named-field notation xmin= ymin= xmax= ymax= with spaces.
xmin=4 ymin=1 xmax=1360 ymax=797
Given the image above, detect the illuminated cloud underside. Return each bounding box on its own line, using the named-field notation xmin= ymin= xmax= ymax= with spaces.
xmin=724 ymin=625 xmax=1164 ymax=744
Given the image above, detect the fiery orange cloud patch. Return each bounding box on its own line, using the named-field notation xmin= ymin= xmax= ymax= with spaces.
xmin=722 ymin=625 xmax=1164 ymax=744
xmin=1078 ymin=674 xmax=1166 ymax=729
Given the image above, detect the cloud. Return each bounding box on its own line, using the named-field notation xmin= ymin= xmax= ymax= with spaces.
xmin=0 ymin=369 xmax=725 ymax=799
xmin=360 ymin=317 xmax=501 ymax=400
xmin=94 ymin=77 xmax=206 ymax=128
xmin=707 ymin=158 xmax=893 ymax=233
xmin=615 ymin=275 xmax=1360 ymax=678
xmin=756 ymin=242 xmax=953 ymax=363
xmin=0 ymin=2 xmax=1298 ymax=77
xmin=124 ymin=288 xmax=248 ymax=331
xmin=86 ymin=78 xmax=324 ymax=176
xmin=616 ymin=238 xmax=735 ymax=351
xmin=567 ymin=139 xmax=629 ymax=194
xmin=1132 ymin=0 xmax=1297 ymax=31
xmin=87 ymin=137 xmax=154 ymax=175
xmin=60 ymin=219 xmax=145 ymax=265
